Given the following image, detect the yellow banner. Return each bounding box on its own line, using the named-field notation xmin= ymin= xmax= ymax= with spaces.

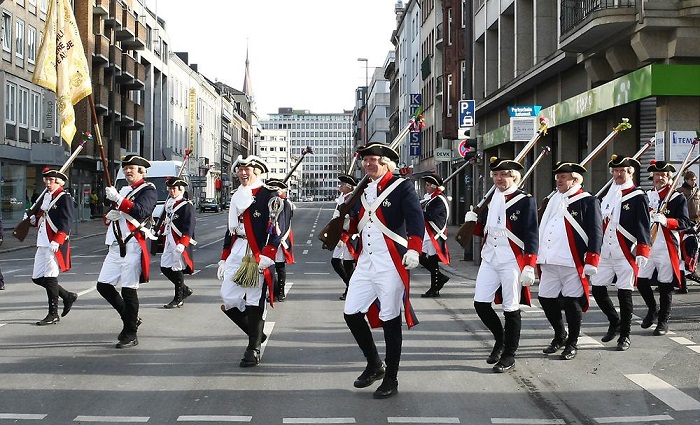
xmin=32 ymin=0 xmax=92 ymax=145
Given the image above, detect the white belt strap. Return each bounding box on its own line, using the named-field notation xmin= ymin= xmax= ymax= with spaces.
xmin=357 ymin=178 xmax=404 ymax=231
xmin=505 ymin=228 xmax=524 ymax=250
xmin=42 ymin=192 xmax=66 ymax=235
xmin=564 ymin=210 xmax=588 ymax=245
xmin=617 ymin=224 xmax=637 ymax=252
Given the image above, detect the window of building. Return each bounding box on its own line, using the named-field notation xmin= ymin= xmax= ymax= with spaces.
xmin=448 ymin=8 xmax=452 ymax=46
xmin=2 ymin=12 xmax=12 ymax=53
xmin=27 ymin=25 xmax=36 ymax=64
xmin=30 ymin=90 xmax=39 ymax=129
xmin=5 ymin=82 xmax=16 ymax=124
xmin=15 ymin=19 xmax=24 ymax=60
xmin=40 ymin=0 xmax=47 ymax=14
xmin=446 ymin=74 xmax=453 ymax=117
xmin=18 ymin=87 xmax=28 ymax=127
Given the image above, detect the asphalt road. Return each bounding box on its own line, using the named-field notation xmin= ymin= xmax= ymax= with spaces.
xmin=1 ymin=202 xmax=699 ymax=424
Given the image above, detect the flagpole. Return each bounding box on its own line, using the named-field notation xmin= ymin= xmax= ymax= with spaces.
xmin=88 ymin=95 xmax=113 ymax=187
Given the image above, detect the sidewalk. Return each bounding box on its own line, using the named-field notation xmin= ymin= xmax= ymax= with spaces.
xmin=0 ymin=218 xmax=107 ymax=254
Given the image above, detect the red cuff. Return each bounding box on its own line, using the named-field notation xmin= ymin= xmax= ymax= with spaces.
xmin=474 ymin=222 xmax=484 ymax=237
xmin=261 ymin=245 xmax=278 ymax=259
xmin=523 ymin=253 xmax=537 ymax=268
xmin=407 ymin=235 xmax=423 ymax=252
xmin=181 ymin=235 xmax=191 ymax=246
xmin=584 ymin=252 xmax=600 ymax=267
xmin=54 ymin=231 xmax=68 ymax=244
xmin=666 ymin=218 xmax=678 ymax=230
xmin=221 ymin=248 xmax=231 ymax=261
xmin=636 ymin=244 xmax=651 ymax=258
xmin=118 ymin=198 xmax=134 ymax=212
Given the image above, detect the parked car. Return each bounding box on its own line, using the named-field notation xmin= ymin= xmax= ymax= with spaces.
xmin=200 ymin=198 xmax=220 ymax=213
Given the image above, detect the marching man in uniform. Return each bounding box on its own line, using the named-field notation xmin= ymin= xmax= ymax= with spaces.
xmin=343 ymin=143 xmax=424 ymax=399
xmin=637 ymin=161 xmax=689 ymax=335
xmin=464 ymin=157 xmax=538 ymax=373
xmin=96 ymin=155 xmax=157 ymax=348
xmin=537 ymin=161 xmax=602 ymax=360
xmin=590 ymin=155 xmax=651 ymax=351
xmin=419 ymin=173 xmax=450 ymax=298
xmin=159 ymin=177 xmax=196 ymax=309
xmin=331 ymin=174 xmax=358 ymax=300
xmin=29 ymin=168 xmax=76 ymax=325
xmin=266 ymin=179 xmax=295 ymax=303
xmin=218 ymin=156 xmax=288 ymax=367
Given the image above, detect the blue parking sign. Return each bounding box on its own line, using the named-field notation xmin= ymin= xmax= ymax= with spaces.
xmin=459 ymin=100 xmax=475 ymax=128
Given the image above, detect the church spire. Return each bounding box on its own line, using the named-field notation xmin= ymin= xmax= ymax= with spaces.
xmin=242 ymin=44 xmax=253 ymax=101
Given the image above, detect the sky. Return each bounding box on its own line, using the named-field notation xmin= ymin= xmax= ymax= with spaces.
xmin=145 ymin=0 xmax=400 ymax=119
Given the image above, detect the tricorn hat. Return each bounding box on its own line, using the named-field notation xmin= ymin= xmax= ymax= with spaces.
xmin=647 ymin=160 xmax=676 ymax=173
xmin=42 ymin=167 xmax=67 ymax=181
xmin=266 ymin=179 xmax=288 ymax=190
xmin=356 ymin=143 xmax=400 ymax=163
xmin=553 ymin=161 xmax=587 ymax=175
xmin=232 ymin=155 xmax=269 ymax=174
xmin=165 ymin=176 xmax=188 ymax=187
xmin=488 ymin=157 xmax=524 ymax=171
xmin=121 ymin=154 xmax=151 ymax=168
xmin=422 ymin=173 xmax=444 ymax=187
xmin=607 ymin=154 xmax=640 ymax=168
xmin=338 ymin=174 xmax=358 ymax=186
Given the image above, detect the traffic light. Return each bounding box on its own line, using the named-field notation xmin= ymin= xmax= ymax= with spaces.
xmin=463 ymin=138 xmax=479 ymax=162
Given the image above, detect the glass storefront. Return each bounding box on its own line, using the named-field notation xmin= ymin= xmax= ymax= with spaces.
xmin=0 ymin=162 xmax=28 ymax=226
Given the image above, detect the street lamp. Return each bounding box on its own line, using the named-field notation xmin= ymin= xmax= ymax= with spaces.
xmin=357 ymin=58 xmax=369 ymax=146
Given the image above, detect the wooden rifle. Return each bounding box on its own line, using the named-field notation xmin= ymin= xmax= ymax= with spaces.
xmin=454 ymin=117 xmax=550 ymax=248
xmin=650 ymin=134 xmax=699 ymax=244
xmin=12 ymin=134 xmax=90 ymax=242
xmin=594 ymin=136 xmax=656 ymax=198
xmin=318 ymin=120 xmax=414 ymax=250
xmin=537 ymin=118 xmax=632 ymax=221
xmin=150 ymin=149 xmax=192 ymax=255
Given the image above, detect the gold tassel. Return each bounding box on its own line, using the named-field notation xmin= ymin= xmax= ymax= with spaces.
xmin=233 ymin=245 xmax=260 ymax=288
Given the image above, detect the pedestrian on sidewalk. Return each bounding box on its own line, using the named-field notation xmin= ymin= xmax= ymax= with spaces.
xmin=537 ymin=161 xmax=602 ymax=360
xmin=590 ymin=155 xmax=651 ymax=351
xmin=0 ymin=213 xmax=5 ymax=290
xmin=96 ymin=155 xmax=157 ymax=348
xmin=159 ymin=177 xmax=195 ymax=309
xmin=28 ymin=168 xmax=76 ymax=325
xmin=419 ymin=173 xmax=450 ymax=298
xmin=464 ymin=157 xmax=538 ymax=373
xmin=331 ymin=174 xmax=358 ymax=300
xmin=677 ymin=170 xmax=700 ymax=293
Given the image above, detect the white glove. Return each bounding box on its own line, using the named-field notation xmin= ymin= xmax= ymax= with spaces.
xmin=175 ymin=243 xmax=185 ymax=254
xmin=519 ymin=265 xmax=536 ymax=287
xmin=258 ymin=255 xmax=275 ymax=273
xmin=29 ymin=215 xmax=37 ymax=225
xmin=583 ymin=264 xmax=598 ymax=276
xmin=105 ymin=209 xmax=121 ymax=222
xmin=651 ymin=213 xmax=667 ymax=227
xmin=343 ymin=215 xmax=350 ymax=231
xmin=635 ymin=256 xmax=648 ymax=269
xmin=464 ymin=205 xmax=478 ymax=222
xmin=50 ymin=241 xmax=60 ymax=253
xmin=402 ymin=249 xmax=420 ymax=270
xmin=336 ymin=239 xmax=345 ymax=249
xmin=105 ymin=186 xmax=120 ymax=203
xmin=332 ymin=209 xmax=341 ymax=219
xmin=217 ymin=260 xmax=226 ymax=280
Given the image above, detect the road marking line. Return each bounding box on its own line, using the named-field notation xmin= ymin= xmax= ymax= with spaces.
xmin=74 ymin=416 xmax=150 ymax=422
xmin=669 ymin=336 xmax=694 ymax=345
xmin=0 ymin=414 xmax=47 ymax=420
xmin=78 ymin=287 xmax=96 ymax=297
xmin=688 ymin=345 xmax=700 ymax=354
xmin=177 ymin=415 xmax=251 ymax=422
xmin=197 ymin=238 xmax=225 ymax=249
xmin=304 ymin=273 xmax=330 ymax=275
xmin=388 ymin=417 xmax=460 ymax=424
xmin=306 ymin=240 xmax=312 ymax=244
xmin=302 ymin=250 xmax=309 ymax=254
xmin=283 ymin=419 xmax=355 ymax=424
xmin=593 ymin=415 xmax=674 ymax=423
xmin=626 ymin=374 xmax=700 ymax=410
xmin=490 ymin=419 xmax=565 ymax=424
xmin=261 ymin=322 xmax=275 ymax=357
xmin=577 ymin=335 xmax=604 ymax=347
xmin=309 ymin=233 xmax=314 ymax=237
xmin=306 ymin=261 xmax=327 ymax=264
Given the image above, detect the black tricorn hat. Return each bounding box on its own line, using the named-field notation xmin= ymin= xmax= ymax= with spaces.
xmin=553 ymin=161 xmax=587 ymax=175
xmin=607 ymin=154 xmax=640 ymax=168
xmin=121 ymin=154 xmax=151 ymax=168
xmin=165 ymin=176 xmax=188 ymax=187
xmin=647 ymin=160 xmax=676 ymax=173
xmin=422 ymin=173 xmax=444 ymax=187
xmin=338 ymin=174 xmax=358 ymax=186
xmin=488 ymin=157 xmax=524 ymax=171
xmin=42 ymin=167 xmax=68 ymax=181
xmin=356 ymin=143 xmax=400 ymax=163
xmin=266 ymin=179 xmax=288 ymax=190
xmin=232 ymin=155 xmax=269 ymax=174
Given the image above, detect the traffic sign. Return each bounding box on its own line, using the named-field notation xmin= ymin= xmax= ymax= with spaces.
xmin=458 ymin=140 xmax=469 ymax=158
xmin=409 ymin=93 xmax=421 ymax=106
xmin=458 ymin=100 xmax=475 ymax=128
xmin=409 ymin=131 xmax=421 ymax=156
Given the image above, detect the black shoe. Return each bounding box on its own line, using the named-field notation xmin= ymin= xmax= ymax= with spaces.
xmin=560 ymin=345 xmax=577 ymax=360
xmin=601 ymin=323 xmax=619 ymax=343
xmin=117 ymin=317 xmax=142 ymax=341
xmin=239 ymin=349 xmax=260 ymax=367
xmin=542 ymin=334 xmax=568 ymax=354
xmin=61 ymin=292 xmax=78 ymax=317
xmin=163 ymin=299 xmax=184 ymax=309
xmin=353 ymin=363 xmax=385 ymax=388
xmin=616 ymin=336 xmax=631 ymax=351
xmin=372 ymin=378 xmax=398 ymax=399
xmin=676 ymin=288 xmax=688 ymax=294
xmin=653 ymin=321 xmax=668 ymax=336
xmin=275 ymin=293 xmax=286 ymax=302
xmin=640 ymin=309 xmax=658 ymax=329
xmin=0 ymin=281 xmax=5 ymax=290
xmin=36 ymin=314 xmax=60 ymax=326
xmin=486 ymin=345 xmax=504 ymax=364
xmin=420 ymin=289 xmax=439 ymax=298
xmin=436 ymin=274 xmax=450 ymax=291
xmin=183 ymin=287 xmax=193 ymax=300
xmin=339 ymin=293 xmax=346 ymax=300
xmin=116 ymin=337 xmax=138 ymax=349
xmin=493 ymin=356 xmax=515 ymax=373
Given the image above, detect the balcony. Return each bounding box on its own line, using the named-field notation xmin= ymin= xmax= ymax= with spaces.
xmin=93 ymin=33 xmax=109 ymax=66
xmin=93 ymin=85 xmax=109 ymax=115
xmin=122 ymin=21 xmax=146 ymax=51
xmin=435 ymin=22 xmax=443 ymax=49
xmin=559 ymin=0 xmax=637 ymax=52
xmin=116 ymin=7 xmax=135 ymax=42
xmin=120 ymin=97 xmax=135 ymax=127
xmin=105 ymin=1 xmax=122 ymax=29
xmin=93 ymin=0 xmax=109 ymax=16
xmin=121 ymin=61 xmax=144 ymax=90
xmin=116 ymin=54 xmax=135 ymax=84
xmin=435 ymin=75 xmax=443 ymax=98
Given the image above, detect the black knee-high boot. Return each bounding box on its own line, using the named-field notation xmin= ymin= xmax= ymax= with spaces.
xmin=240 ymin=306 xmax=265 ymax=367
xmin=420 ymin=254 xmax=440 ymax=297
xmin=561 ymin=297 xmax=582 ymax=359
xmin=161 ymin=267 xmax=184 ymax=308
xmin=57 ymin=282 xmax=78 ymax=317
xmin=117 ymin=287 xmax=139 ymax=348
xmin=374 ymin=315 xmax=402 ymax=399
xmin=332 ymin=258 xmax=349 ymax=299
xmin=474 ymin=301 xmax=504 ymax=364
xmin=343 ymin=260 xmax=355 ymax=282
xmin=636 ymin=277 xmax=658 ymax=328
xmin=616 ymin=289 xmax=633 ymax=350
xmin=493 ymin=310 xmax=521 ymax=372
xmin=34 ymin=277 xmax=60 ymax=325
xmin=275 ymin=262 xmax=286 ymax=301
xmin=655 ymin=283 xmax=673 ymax=335
xmin=539 ymin=296 xmax=567 ymax=353
xmin=592 ymin=285 xmax=619 ymax=342
xmin=344 ymin=312 xmax=384 ymax=388
xmin=221 ymin=306 xmax=268 ymax=343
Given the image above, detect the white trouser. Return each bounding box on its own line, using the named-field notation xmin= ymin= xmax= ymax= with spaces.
xmin=344 ymin=260 xmax=404 ymax=322
xmin=160 ymin=239 xmax=185 ymax=271
xmin=538 ymin=264 xmax=584 ymax=298
xmin=590 ymin=256 xmax=635 ymax=290
xmin=32 ymin=247 xmax=59 ymax=279
xmin=637 ymin=243 xmax=676 ymax=283
xmin=474 ymin=258 xmax=521 ymax=312
xmin=98 ymin=243 xmax=143 ymax=289
xmin=220 ymin=238 xmax=267 ymax=317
